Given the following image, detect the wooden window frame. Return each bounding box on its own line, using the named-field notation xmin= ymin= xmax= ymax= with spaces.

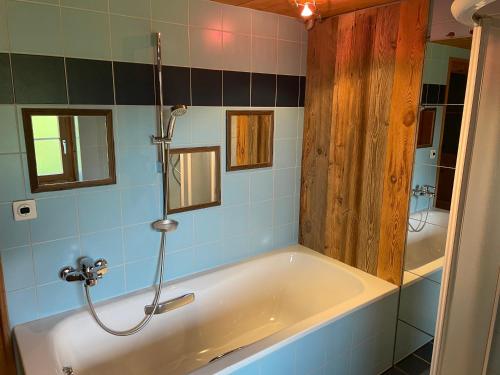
xmin=22 ymin=108 xmax=116 ymax=193
xmin=226 ymin=110 xmax=274 ymax=172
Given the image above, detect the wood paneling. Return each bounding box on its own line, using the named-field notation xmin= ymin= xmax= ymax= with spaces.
xmin=300 ymin=0 xmax=429 ymax=285
xmin=212 ymin=0 xmax=396 ymax=19
xmin=0 ymin=261 xmax=15 ymax=375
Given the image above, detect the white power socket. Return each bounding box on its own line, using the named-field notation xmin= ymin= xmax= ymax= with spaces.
xmin=12 ymin=200 xmax=37 ymax=221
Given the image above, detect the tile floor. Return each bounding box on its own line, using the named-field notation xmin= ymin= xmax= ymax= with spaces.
xmin=384 ymin=341 xmax=433 ymax=375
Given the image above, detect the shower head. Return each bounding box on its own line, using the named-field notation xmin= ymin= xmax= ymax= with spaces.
xmin=166 ymin=105 xmax=188 ymax=140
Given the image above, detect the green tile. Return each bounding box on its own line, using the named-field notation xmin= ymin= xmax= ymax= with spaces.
xmin=0 ymin=0 xmax=9 ymax=52
xmin=152 ymin=22 xmax=189 ymax=66
xmin=109 ymin=0 xmax=150 ymax=18
xmin=0 ymin=106 xmax=19 ymax=153
xmin=7 ymin=0 xmax=63 ymax=55
xmin=62 ymin=8 xmax=111 ymax=60
xmin=110 ymin=15 xmax=153 ymax=63
xmin=151 ymin=0 xmax=188 ymax=24
xmin=61 ymin=0 xmax=109 ymax=12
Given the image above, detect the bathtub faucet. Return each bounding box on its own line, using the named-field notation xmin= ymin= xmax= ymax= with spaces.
xmin=60 ymin=257 xmax=108 ymax=287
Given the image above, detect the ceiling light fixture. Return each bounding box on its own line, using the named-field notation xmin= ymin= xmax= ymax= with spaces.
xmin=294 ymin=0 xmax=321 ymax=30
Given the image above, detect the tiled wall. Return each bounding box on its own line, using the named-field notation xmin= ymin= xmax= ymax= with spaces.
xmin=231 ymin=292 xmax=398 ymax=375
xmin=0 ymin=0 xmax=307 ymax=326
xmin=411 ymin=42 xmax=470 ymax=213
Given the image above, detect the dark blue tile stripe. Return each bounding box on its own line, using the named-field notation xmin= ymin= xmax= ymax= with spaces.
xmin=3 ymin=53 xmax=306 ymax=107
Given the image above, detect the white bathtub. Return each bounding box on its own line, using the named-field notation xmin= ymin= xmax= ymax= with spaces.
xmin=14 ymin=245 xmax=397 ymax=375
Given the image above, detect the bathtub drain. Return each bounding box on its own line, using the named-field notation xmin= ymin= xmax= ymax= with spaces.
xmin=62 ymin=366 xmax=74 ymax=375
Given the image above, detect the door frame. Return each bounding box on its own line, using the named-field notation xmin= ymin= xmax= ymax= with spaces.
xmin=431 ymin=18 xmax=500 ymax=374
xmin=0 ymin=261 xmax=16 ymax=375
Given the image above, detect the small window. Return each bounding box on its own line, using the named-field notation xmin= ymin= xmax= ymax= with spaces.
xmin=416 ymin=108 xmax=436 ymax=148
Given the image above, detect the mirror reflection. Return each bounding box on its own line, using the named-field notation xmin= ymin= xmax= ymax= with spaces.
xmin=394 ymin=40 xmax=471 ymax=366
xmin=226 ymin=110 xmax=274 ymax=171
xmin=22 ymin=109 xmax=115 ymax=192
xmin=168 ymin=146 xmax=221 ymax=214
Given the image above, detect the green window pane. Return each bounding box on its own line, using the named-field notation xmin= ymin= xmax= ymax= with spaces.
xmin=34 ymin=139 xmax=63 ymax=176
xmin=32 ymin=116 xmax=60 ymax=139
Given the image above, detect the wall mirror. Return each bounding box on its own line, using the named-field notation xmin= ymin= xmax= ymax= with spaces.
xmin=22 ymin=108 xmax=115 ymax=193
xmin=393 ymin=40 xmax=471 ymax=370
xmin=168 ymin=146 xmax=221 ymax=214
xmin=226 ymin=110 xmax=274 ymax=171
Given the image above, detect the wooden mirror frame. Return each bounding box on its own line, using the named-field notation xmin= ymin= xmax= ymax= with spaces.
xmin=226 ymin=110 xmax=274 ymax=172
xmin=167 ymin=146 xmax=221 ymax=214
xmin=22 ymin=108 xmax=116 ymax=193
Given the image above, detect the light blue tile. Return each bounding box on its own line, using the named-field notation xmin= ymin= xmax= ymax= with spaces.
xmin=61 ymin=7 xmax=111 ymax=60
xmin=190 ymin=107 xmax=222 ymax=144
xmin=260 ymin=343 xmax=296 ymax=375
xmin=230 ymin=361 xmax=261 ymax=375
xmin=123 ymin=222 xmax=160 ymax=261
xmin=249 ymin=200 xmax=272 ymax=233
xmin=350 ymin=331 xmax=394 ymax=375
xmin=61 ymin=0 xmax=108 ymax=12
xmin=223 ymin=204 xmax=249 ymax=238
xmin=164 ymin=248 xmax=195 ymax=280
xmin=275 ymin=107 xmax=298 ymax=139
xmin=324 ymin=316 xmax=354 ymax=360
xmin=194 ymin=241 xmax=224 ymax=271
xmin=78 ymin=190 xmax=122 ymax=233
xmin=119 ymin=146 xmax=158 ymax=186
xmin=116 ymin=106 xmax=156 ymax=148
xmin=352 ymin=293 xmax=398 ymax=345
xmin=87 ymin=265 xmax=125 ymax=302
xmin=30 ymin=196 xmax=77 ymax=243
xmin=296 ymin=328 xmax=327 ymax=374
xmin=1 ymin=246 xmax=34 ymax=291
xmin=189 ymin=0 xmax=222 ymax=29
xmin=223 ymin=234 xmax=251 ymax=263
xmin=297 ymin=108 xmax=304 ymax=139
xmin=324 ymin=352 xmax=350 ymax=375
xmin=152 ymin=22 xmax=190 ymax=67
xmin=274 ymin=168 xmax=295 ymax=198
xmin=125 ymin=257 xmax=158 ymax=291
xmin=273 ymin=196 xmax=294 ymax=226
xmin=194 ymin=207 xmax=222 ymax=244
xmin=273 ymin=223 xmax=296 ymax=248
xmin=250 ymin=170 xmax=273 ymax=202
xmin=0 ymin=203 xmax=29 ymax=249
xmin=110 ymin=15 xmax=153 ymax=64
xmin=223 ymin=173 xmax=249 ymax=206
xmin=121 ymin=185 xmax=159 ymax=225
xmin=32 ymin=237 xmax=80 ymax=284
xmin=7 ymin=288 xmax=38 ymax=327
xmin=296 ymin=140 xmax=302 ymax=167
xmin=0 ymin=0 xmax=9 ymax=52
xmin=394 ymin=320 xmax=433 ymax=362
xmin=0 ymin=106 xmax=19 ymax=153
xmin=295 ymin=167 xmax=301 ymax=194
xmin=0 ymin=154 xmax=25 ymax=202
xmin=399 ymin=277 xmax=439 ymax=335
xmin=37 ymin=281 xmax=84 ymax=318
xmin=251 ymin=228 xmax=273 ymax=255
xmin=81 ymin=228 xmax=124 ymax=266
xmin=166 ymin=212 xmax=193 ymax=251
xmin=7 ymin=0 xmax=63 ymax=55
xmin=151 ymin=0 xmax=188 ymax=24
xmin=274 ymin=139 xmax=297 ymax=169
xmin=110 ymin=0 xmax=150 ymax=18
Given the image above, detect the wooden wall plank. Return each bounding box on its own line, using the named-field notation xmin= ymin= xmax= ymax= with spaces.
xmin=299 ymin=16 xmax=339 ymax=251
xmin=300 ymin=0 xmax=429 ymax=285
xmin=377 ymin=0 xmax=430 ymax=285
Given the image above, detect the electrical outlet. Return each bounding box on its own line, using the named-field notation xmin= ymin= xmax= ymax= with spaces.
xmin=12 ymin=200 xmax=37 ymax=221
xmin=430 ymin=149 xmax=437 ymax=159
